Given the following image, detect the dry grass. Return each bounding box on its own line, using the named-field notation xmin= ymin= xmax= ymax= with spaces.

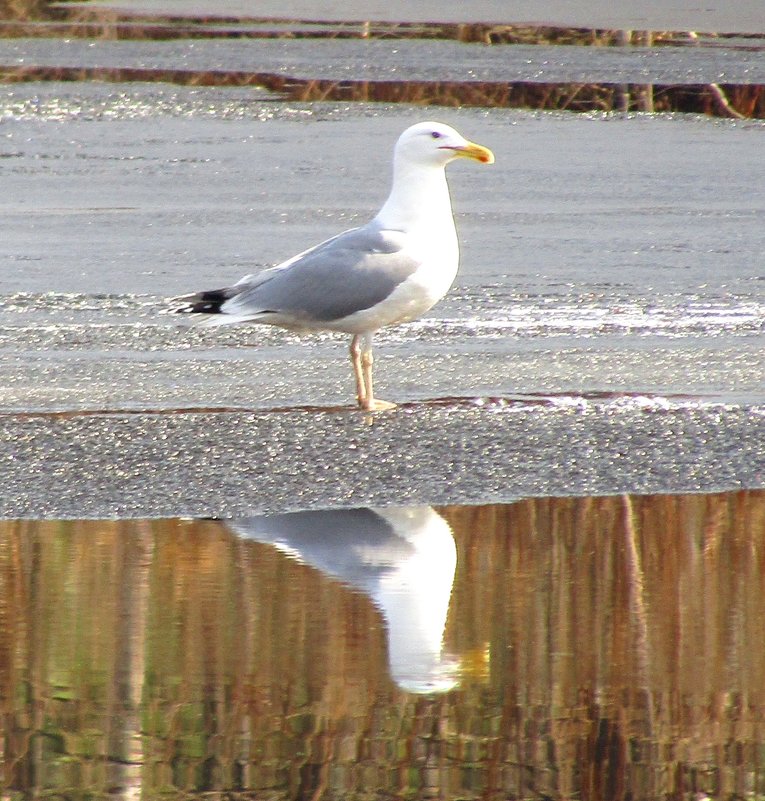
xmin=1 ymin=63 xmax=762 ymax=118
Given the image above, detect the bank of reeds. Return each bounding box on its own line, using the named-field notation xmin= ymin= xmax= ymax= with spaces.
xmin=1 ymin=64 xmax=762 ymax=118
xmin=0 ymin=1 xmax=758 ymax=48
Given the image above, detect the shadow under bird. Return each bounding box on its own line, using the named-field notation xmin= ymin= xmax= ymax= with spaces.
xmin=172 ymin=121 xmax=494 ymax=411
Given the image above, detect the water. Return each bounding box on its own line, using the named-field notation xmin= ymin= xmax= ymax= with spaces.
xmin=3 ymin=491 xmax=765 ymax=799
xmin=3 ymin=37 xmax=765 ymax=83
xmin=1 ymin=92 xmax=764 ymax=415
xmin=1 ymin=17 xmax=765 ymax=799
xmin=59 ymin=0 xmax=765 ymax=34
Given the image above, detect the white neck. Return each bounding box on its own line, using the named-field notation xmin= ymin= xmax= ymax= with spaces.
xmin=373 ymin=157 xmax=454 ymax=232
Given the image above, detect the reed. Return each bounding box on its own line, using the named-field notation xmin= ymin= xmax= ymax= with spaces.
xmin=1 ymin=63 xmax=761 ymax=119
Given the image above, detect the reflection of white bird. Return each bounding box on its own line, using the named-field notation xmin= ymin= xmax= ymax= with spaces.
xmin=172 ymin=121 xmax=493 ymax=411
xmin=230 ymin=506 xmax=458 ymax=694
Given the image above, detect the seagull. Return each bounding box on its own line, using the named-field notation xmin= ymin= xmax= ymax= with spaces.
xmin=172 ymin=121 xmax=494 ymax=411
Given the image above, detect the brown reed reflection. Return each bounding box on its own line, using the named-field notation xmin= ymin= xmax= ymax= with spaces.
xmin=0 ymin=490 xmax=764 ymax=799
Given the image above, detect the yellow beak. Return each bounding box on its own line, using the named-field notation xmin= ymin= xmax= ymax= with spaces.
xmin=450 ymin=140 xmax=495 ymax=164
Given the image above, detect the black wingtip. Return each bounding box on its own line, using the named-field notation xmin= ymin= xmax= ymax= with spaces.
xmin=175 ymin=300 xmax=225 ymax=314
xmin=172 ymin=288 xmax=233 ymax=315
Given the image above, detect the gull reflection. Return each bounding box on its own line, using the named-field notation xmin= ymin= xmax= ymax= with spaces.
xmin=229 ymin=506 xmax=458 ymax=694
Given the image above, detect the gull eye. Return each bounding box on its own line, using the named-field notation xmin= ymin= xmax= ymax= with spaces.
xmin=430 ymin=131 xmax=443 ymax=139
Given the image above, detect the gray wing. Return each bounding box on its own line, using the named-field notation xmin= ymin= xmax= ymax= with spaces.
xmin=229 ymin=509 xmax=410 ymax=591
xmin=222 ymin=223 xmax=420 ymax=323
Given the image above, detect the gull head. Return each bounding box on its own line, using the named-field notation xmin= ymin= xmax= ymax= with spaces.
xmin=394 ymin=121 xmax=494 ymax=168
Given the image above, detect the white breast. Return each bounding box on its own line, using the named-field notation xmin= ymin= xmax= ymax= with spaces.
xmin=333 ymin=227 xmax=459 ymax=335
